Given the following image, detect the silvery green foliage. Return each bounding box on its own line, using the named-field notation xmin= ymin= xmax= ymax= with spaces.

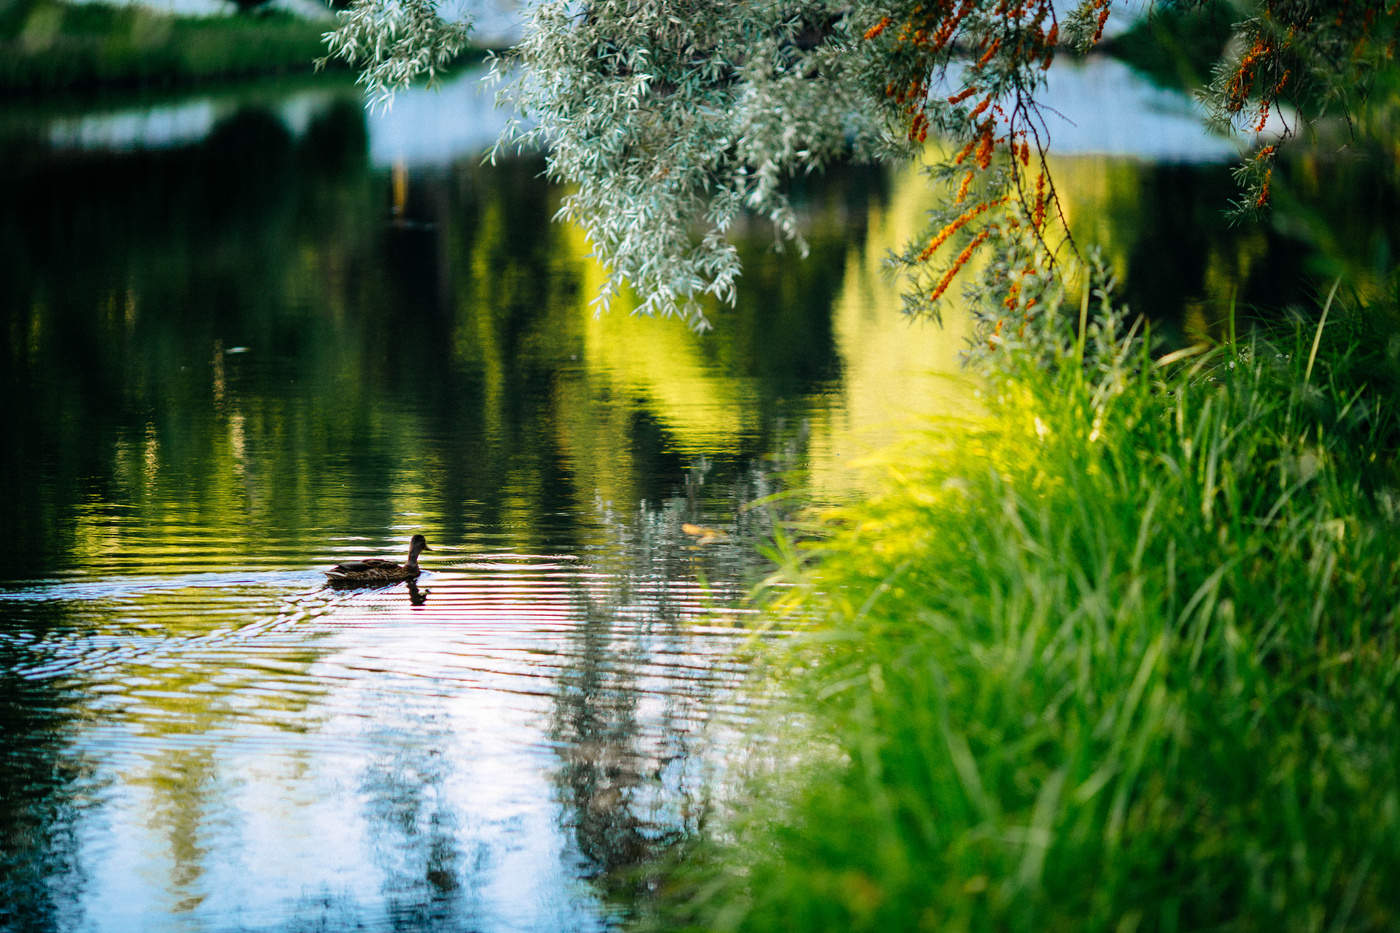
xmin=320 ymin=0 xmax=472 ymax=109
xmin=324 ymin=0 xmax=1089 ymax=330
xmin=487 ymin=1 xmax=1113 ymax=328
xmin=489 ymin=1 xmax=903 ymax=328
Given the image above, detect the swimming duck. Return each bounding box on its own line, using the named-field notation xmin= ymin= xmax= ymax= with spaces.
xmin=324 ymin=534 xmax=431 ymax=585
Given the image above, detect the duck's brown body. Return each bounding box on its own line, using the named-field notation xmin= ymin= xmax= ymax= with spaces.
xmin=325 ymin=534 xmax=431 ymax=585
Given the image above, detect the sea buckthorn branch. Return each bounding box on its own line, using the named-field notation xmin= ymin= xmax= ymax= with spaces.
xmin=867 ymin=0 xmax=1394 ymax=330
xmin=1199 ymin=0 xmax=1400 ymax=214
xmin=999 ymin=65 xmax=1080 ymax=261
xmin=864 ymin=0 xmax=1092 ymax=333
xmin=1062 ymin=0 xmax=1112 ymax=51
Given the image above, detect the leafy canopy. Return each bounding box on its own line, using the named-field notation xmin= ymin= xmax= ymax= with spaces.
xmin=322 ymin=0 xmax=1399 ymax=330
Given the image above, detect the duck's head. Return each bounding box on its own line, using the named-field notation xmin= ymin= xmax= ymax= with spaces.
xmin=408 ymin=534 xmax=431 ymax=561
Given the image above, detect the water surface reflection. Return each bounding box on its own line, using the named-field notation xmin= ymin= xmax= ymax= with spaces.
xmin=1 ymin=546 xmax=761 ymax=930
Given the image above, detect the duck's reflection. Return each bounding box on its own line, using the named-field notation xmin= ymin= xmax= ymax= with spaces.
xmin=406 ymin=580 xmax=430 ymax=606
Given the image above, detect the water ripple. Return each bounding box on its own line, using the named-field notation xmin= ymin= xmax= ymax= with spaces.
xmin=0 ymin=532 xmax=765 ymax=933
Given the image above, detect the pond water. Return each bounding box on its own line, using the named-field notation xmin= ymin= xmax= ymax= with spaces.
xmin=0 ymin=57 xmax=1361 ymax=931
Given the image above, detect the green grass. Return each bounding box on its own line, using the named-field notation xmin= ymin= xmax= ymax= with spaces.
xmin=0 ymin=1 xmax=333 ymax=92
xmin=647 ymin=283 xmax=1400 ymax=931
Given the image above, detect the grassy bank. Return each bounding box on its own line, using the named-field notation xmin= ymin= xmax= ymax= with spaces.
xmin=652 ymin=282 xmax=1400 ymax=930
xmin=0 ymin=1 xmax=332 ymax=93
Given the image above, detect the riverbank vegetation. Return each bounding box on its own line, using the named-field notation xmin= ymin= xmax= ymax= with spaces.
xmin=0 ymin=0 xmax=331 ymax=92
xmin=643 ymin=276 xmax=1400 ymax=930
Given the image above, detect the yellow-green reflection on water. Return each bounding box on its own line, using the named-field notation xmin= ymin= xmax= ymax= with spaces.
xmin=807 ymin=159 xmax=980 ymax=498
xmin=564 ymin=161 xmax=984 ymax=504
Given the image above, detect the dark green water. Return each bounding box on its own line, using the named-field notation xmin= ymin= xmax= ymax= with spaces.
xmin=0 ymin=62 xmax=1381 ymax=932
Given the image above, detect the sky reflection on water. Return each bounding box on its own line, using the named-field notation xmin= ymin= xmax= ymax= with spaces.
xmin=3 ymin=552 xmax=750 ymax=932
xmin=29 ymin=55 xmax=1261 ymax=167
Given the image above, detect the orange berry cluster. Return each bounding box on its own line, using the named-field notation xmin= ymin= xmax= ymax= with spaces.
xmin=1087 ymin=0 xmax=1111 ymax=44
xmin=1226 ymin=37 xmax=1273 ymax=115
xmin=886 ymin=77 xmax=932 ymax=141
xmin=930 ymin=230 xmax=990 ymax=301
xmin=1255 ymin=169 xmax=1273 ymax=208
xmin=956 ymin=169 xmax=976 ymax=203
xmin=864 ymin=15 xmax=893 ymax=39
xmin=917 ymin=197 xmax=1007 ymax=263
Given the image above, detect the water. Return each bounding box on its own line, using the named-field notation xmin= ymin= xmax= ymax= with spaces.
xmin=1 ymin=557 xmax=751 ymax=931
xmin=0 ymin=58 xmax=1367 ymax=932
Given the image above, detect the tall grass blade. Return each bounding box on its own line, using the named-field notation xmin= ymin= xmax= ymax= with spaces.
xmin=1304 ymin=277 xmax=1342 ymax=387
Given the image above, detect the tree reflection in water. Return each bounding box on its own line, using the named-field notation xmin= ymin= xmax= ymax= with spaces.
xmin=0 ymin=626 xmax=94 ymax=932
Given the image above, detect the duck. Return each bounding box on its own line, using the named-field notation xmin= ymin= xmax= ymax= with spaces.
xmin=324 ymin=534 xmax=431 ymax=585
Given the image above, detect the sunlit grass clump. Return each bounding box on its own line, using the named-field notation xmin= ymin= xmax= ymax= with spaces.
xmin=654 ymin=285 xmax=1400 ymax=931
